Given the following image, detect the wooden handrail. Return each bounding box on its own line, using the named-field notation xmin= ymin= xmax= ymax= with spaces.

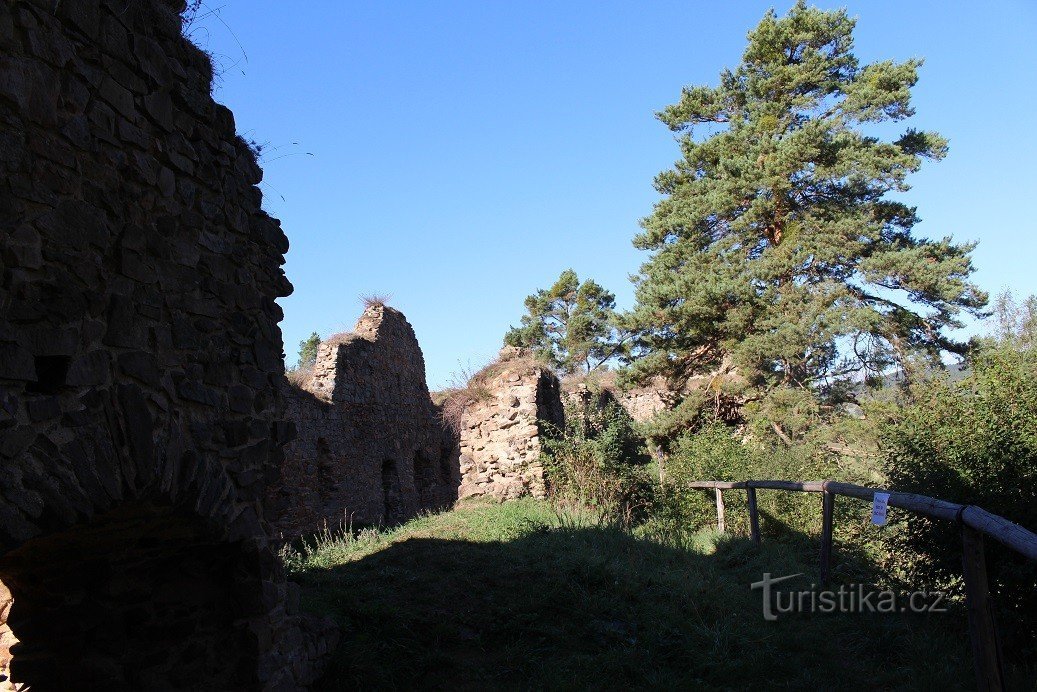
xmin=688 ymin=478 xmax=1034 ymax=691
xmin=688 ymin=479 xmax=1037 ymax=560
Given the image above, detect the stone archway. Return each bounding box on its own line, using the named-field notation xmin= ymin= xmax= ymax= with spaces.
xmin=0 ymin=501 xmax=261 ymax=689
xmin=382 ymin=459 xmax=404 ymax=526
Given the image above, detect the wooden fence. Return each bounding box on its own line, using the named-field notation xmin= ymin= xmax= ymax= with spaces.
xmin=689 ymin=479 xmax=1037 ymax=692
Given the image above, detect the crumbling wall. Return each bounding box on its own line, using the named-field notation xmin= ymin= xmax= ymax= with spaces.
xmin=0 ymin=0 xmax=333 ymax=687
xmin=268 ymin=305 xmax=457 ymax=537
xmin=561 ymin=374 xmax=668 ymax=425
xmin=456 ymin=347 xmax=564 ymax=501
xmin=616 ymin=366 xmax=746 ymax=425
xmin=616 ymin=385 xmax=668 ymax=423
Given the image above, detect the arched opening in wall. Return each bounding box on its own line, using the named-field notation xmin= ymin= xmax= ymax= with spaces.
xmin=413 ymin=450 xmax=433 ymax=499
xmin=381 ymin=459 xmax=403 ymax=526
xmin=413 ymin=449 xmax=459 ymax=510
xmin=0 ymin=501 xmax=259 ymax=689
xmin=316 ymin=436 xmax=333 ymax=499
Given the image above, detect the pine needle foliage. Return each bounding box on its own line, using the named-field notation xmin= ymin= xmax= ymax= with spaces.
xmin=626 ymin=2 xmax=986 ymax=432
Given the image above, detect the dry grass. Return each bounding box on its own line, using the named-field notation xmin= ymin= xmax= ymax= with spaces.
xmin=324 ymin=331 xmax=358 ymax=346
xmin=435 ymin=359 xmax=502 ymax=433
xmin=360 ymin=294 xmax=392 ymax=309
xmin=286 ymin=366 xmax=312 ymax=388
xmin=472 ymin=352 xmax=547 ymax=384
xmin=561 ymin=369 xmax=620 ymax=396
xmin=465 ymin=358 xmax=502 ymax=390
xmin=435 ymin=352 xmax=551 ymax=433
xmin=437 ymin=388 xmax=480 ymax=433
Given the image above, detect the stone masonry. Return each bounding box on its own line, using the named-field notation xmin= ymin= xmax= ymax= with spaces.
xmin=456 ymin=347 xmax=564 ymax=501
xmin=267 ymin=305 xmax=458 ymax=538
xmin=561 ymin=373 xmax=669 ymax=426
xmin=615 ymin=383 xmax=669 ymax=423
xmin=0 ymin=1 xmax=333 ymax=688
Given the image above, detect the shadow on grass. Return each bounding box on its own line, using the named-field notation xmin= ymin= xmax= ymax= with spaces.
xmin=295 ymin=516 xmax=974 ymax=691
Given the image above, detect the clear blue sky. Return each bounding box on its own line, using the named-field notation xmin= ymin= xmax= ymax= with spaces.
xmin=190 ymin=1 xmax=1037 ymax=389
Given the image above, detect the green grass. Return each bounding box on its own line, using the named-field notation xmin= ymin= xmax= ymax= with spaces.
xmin=288 ymin=498 xmax=972 ymax=690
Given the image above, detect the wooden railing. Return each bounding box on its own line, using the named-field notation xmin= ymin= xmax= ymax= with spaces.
xmin=689 ymin=479 xmax=1037 ymax=692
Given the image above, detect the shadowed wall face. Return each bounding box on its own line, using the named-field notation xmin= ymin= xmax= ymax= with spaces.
xmin=0 ymin=0 xmax=333 ymax=687
xmin=269 ymin=306 xmax=458 ymax=538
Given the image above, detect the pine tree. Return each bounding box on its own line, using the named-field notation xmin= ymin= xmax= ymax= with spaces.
xmin=297 ymin=332 xmax=321 ymax=370
xmin=626 ymin=2 xmax=986 ymax=434
xmin=505 ymin=269 xmax=629 ymax=374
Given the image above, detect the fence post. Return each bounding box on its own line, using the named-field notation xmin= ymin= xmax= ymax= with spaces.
xmin=715 ymin=488 xmax=725 ymax=533
xmin=962 ymin=525 xmax=1006 ymax=691
xmin=747 ymin=486 xmax=761 ymax=545
xmin=819 ymin=490 xmax=835 ymax=587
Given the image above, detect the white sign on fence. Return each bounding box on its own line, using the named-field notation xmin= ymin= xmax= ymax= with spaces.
xmin=872 ymin=492 xmax=890 ymax=526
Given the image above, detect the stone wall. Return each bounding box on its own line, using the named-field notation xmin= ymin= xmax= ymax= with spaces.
xmin=616 ymin=384 xmax=668 ymax=423
xmin=0 ymin=1 xmax=332 ymax=688
xmin=267 ymin=305 xmax=457 ymax=538
xmin=561 ymin=374 xmax=668 ymax=425
xmin=456 ymin=347 xmax=564 ymax=501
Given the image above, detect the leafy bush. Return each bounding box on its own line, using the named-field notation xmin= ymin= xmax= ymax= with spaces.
xmin=658 ymin=422 xmax=886 ymax=583
xmin=541 ymin=399 xmax=654 ymax=525
xmin=883 ymin=342 xmax=1037 ymax=659
xmin=663 ymin=426 xmax=840 ymax=535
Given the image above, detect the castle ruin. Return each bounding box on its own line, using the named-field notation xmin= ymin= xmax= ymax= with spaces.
xmin=455 ymin=347 xmax=564 ymax=501
xmin=267 ymin=305 xmax=458 ymax=538
xmin=0 ymin=1 xmax=573 ymax=686
xmin=0 ymin=0 xmax=332 ymax=687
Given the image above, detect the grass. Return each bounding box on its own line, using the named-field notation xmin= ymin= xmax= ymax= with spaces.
xmin=434 ymin=352 xmax=552 ymax=432
xmin=360 ymin=294 xmax=392 ymax=309
xmin=288 ymin=498 xmax=973 ymax=690
xmin=285 ymin=366 xmax=312 ymax=388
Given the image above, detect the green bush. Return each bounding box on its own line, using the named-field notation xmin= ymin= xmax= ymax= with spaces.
xmin=658 ymin=423 xmax=886 ymax=582
xmin=663 ymin=425 xmax=841 ymax=536
xmin=541 ymin=399 xmax=654 ymax=525
xmin=883 ymin=343 xmax=1037 ymax=659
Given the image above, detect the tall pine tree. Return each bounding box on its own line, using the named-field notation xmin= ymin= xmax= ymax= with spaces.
xmin=297 ymin=332 xmax=321 ymax=370
xmin=505 ymin=269 xmax=629 ymax=374
xmin=627 ymin=2 xmax=986 ymax=435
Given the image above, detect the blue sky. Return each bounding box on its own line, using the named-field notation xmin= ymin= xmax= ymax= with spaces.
xmin=190 ymin=1 xmax=1037 ymax=389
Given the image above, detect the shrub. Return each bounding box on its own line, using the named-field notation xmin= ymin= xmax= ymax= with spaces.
xmin=660 ymin=423 xmax=884 ymax=577
xmin=436 ymin=354 xmax=552 ymax=434
xmin=285 ymin=366 xmax=312 ymax=388
xmin=541 ymin=400 xmax=653 ymax=525
xmin=434 ymin=359 xmax=500 ymax=434
xmin=360 ymin=294 xmax=392 ymax=309
xmin=883 ymin=343 xmax=1037 ymax=659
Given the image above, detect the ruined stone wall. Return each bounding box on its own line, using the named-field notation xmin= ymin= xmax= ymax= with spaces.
xmin=616 ymin=385 xmax=668 ymax=423
xmin=456 ymin=347 xmax=564 ymax=501
xmin=268 ymin=305 xmax=457 ymax=538
xmin=0 ymin=1 xmax=332 ymax=687
xmin=561 ymin=374 xmax=669 ymax=425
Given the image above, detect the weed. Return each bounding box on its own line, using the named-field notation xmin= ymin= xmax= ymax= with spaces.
xmin=360 ymin=294 xmax=392 ymax=309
